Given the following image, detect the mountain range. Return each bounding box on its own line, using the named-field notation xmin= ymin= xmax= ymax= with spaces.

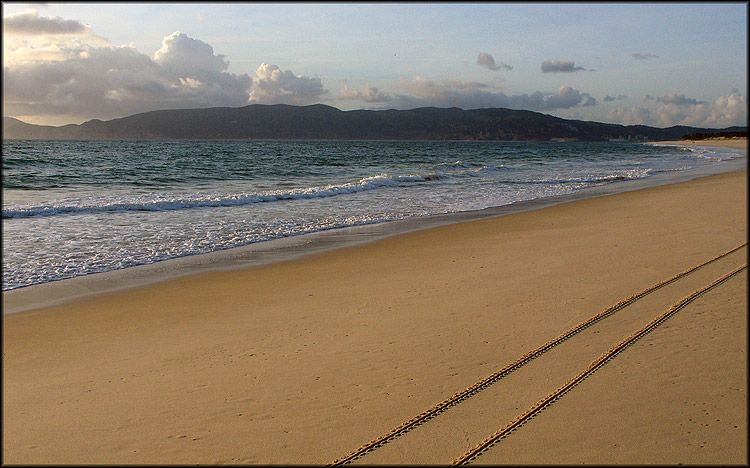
xmin=3 ymin=104 xmax=746 ymax=141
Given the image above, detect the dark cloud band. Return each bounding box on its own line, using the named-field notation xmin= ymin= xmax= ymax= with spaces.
xmin=477 ymin=53 xmax=513 ymax=71
xmin=3 ymin=9 xmax=89 ymax=35
xmin=540 ymin=60 xmax=586 ymax=73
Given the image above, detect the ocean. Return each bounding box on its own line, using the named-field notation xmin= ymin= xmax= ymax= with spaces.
xmin=2 ymin=139 xmax=745 ymax=292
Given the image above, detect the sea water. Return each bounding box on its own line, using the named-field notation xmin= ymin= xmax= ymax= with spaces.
xmin=2 ymin=139 xmax=745 ymax=291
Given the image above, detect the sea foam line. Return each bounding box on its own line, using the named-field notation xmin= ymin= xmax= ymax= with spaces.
xmin=2 ymin=172 xmax=439 ymax=219
xmin=2 ymin=165 xmax=654 ymax=219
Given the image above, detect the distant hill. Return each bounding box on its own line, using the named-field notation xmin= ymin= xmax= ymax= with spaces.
xmin=3 ymin=104 xmax=747 ymax=141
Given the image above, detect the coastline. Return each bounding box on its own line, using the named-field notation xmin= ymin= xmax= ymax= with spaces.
xmin=649 ymin=137 xmax=747 ymax=150
xmin=3 ymin=140 xmax=747 ymax=463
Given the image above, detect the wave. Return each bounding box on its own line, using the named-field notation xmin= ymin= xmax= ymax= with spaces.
xmin=1 ymin=164 xmax=656 ymax=220
xmin=666 ymin=144 xmax=745 ymax=162
xmin=435 ymin=160 xmax=508 ymax=177
xmin=495 ymin=169 xmax=653 ymax=186
xmin=2 ymin=172 xmax=442 ymax=219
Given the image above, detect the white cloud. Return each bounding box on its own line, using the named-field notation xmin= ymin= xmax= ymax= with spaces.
xmin=247 ymin=63 xmax=327 ymax=105
xmin=477 ymin=53 xmax=512 ymax=71
xmin=154 ymin=32 xmax=230 ymax=79
xmin=703 ymin=92 xmax=747 ymax=127
xmin=656 ymin=92 xmax=746 ymax=127
xmin=2 ymin=10 xmax=334 ymax=123
xmin=607 ymin=106 xmax=653 ymax=125
xmin=395 ymin=76 xmax=489 ymax=96
xmin=3 ymin=37 xmax=94 ymax=66
xmin=339 ymin=84 xmax=392 ymax=103
xmin=2 ymin=29 xmax=255 ymax=123
xmin=3 ymin=10 xmax=108 ymax=67
xmin=386 ymin=77 xmax=596 ymax=111
xmin=545 ymin=85 xmax=597 ymax=108
xmin=150 ymin=31 xmax=253 ymax=107
xmin=656 ymin=103 xmax=710 ymax=127
xmin=607 ymin=92 xmax=747 ymax=127
xmin=540 ymin=60 xmax=586 ymax=73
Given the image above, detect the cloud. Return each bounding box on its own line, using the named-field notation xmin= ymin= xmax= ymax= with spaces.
xmin=656 ymin=92 xmax=746 ymax=127
xmin=476 ymin=53 xmax=512 ymax=71
xmin=609 ymin=92 xmax=746 ymax=127
xmin=154 ymin=31 xmax=230 ymax=81
xmin=1 ymin=10 xmax=331 ymax=123
xmin=247 ymin=63 xmax=327 ymax=105
xmin=2 ymin=9 xmax=109 ymax=67
xmin=656 ymin=102 xmax=710 ymax=127
xmin=339 ymin=84 xmax=392 ymax=103
xmin=632 ymin=53 xmax=659 ymax=60
xmin=607 ymin=92 xmax=746 ymax=127
xmin=546 ymin=85 xmax=597 ymax=108
xmin=395 ymin=76 xmax=491 ymax=95
xmin=657 ymin=93 xmax=705 ymax=106
xmin=387 ymin=77 xmax=596 ymax=111
xmin=540 ymin=60 xmax=586 ymax=73
xmin=703 ymin=92 xmax=747 ymax=127
xmin=604 ymin=95 xmax=628 ymax=102
xmin=607 ymin=106 xmax=652 ymax=125
xmin=3 ymin=8 xmax=90 ymax=36
xmin=2 ymin=28 xmax=256 ymax=122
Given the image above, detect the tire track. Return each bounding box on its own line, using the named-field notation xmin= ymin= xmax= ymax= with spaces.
xmin=450 ymin=263 xmax=747 ymax=465
xmin=328 ymin=243 xmax=747 ymax=465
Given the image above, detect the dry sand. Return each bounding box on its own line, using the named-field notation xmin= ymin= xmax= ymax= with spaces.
xmin=3 ymin=161 xmax=747 ymax=463
xmin=653 ymin=137 xmax=747 ymax=150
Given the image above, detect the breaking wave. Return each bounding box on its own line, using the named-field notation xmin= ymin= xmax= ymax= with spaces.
xmin=3 ymin=172 xmax=443 ymax=219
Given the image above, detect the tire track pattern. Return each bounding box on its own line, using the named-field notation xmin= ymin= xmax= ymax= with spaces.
xmin=328 ymin=243 xmax=747 ymax=465
xmin=450 ymin=262 xmax=747 ymax=465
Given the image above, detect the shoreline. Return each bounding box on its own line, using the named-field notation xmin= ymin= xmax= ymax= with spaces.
xmin=650 ymin=137 xmax=747 ymax=150
xmin=3 ymin=139 xmax=747 ymax=315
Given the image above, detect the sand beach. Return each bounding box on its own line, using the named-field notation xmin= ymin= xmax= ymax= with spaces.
xmin=652 ymin=137 xmax=747 ymax=150
xmin=2 ymin=141 xmax=747 ymax=464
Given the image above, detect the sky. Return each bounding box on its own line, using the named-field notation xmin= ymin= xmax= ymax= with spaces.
xmin=2 ymin=2 xmax=748 ymax=128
